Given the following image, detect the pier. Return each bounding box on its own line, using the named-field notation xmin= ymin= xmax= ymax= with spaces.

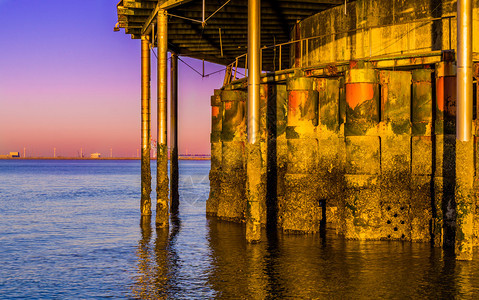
xmin=116 ymin=0 xmax=479 ymax=260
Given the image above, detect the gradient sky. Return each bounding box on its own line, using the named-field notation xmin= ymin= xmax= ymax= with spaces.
xmin=0 ymin=0 xmax=225 ymax=157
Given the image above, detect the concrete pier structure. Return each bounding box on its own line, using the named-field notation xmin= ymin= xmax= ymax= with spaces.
xmin=117 ymin=0 xmax=479 ymax=259
xmin=207 ymin=0 xmax=479 ymax=258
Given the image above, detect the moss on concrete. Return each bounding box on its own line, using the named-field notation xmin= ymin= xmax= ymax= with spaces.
xmin=282 ymin=173 xmax=322 ymax=233
xmin=246 ymin=142 xmax=263 ymax=242
xmin=217 ymin=141 xmax=246 ymax=222
xmin=207 ymin=142 xmax=222 ymax=216
xmin=455 ymin=140 xmax=474 ymax=260
xmin=156 ymin=143 xmax=169 ymax=228
xmin=141 ymin=147 xmax=152 ymax=216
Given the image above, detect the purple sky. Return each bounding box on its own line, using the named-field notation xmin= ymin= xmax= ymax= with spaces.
xmin=0 ymin=0 xmax=225 ymax=157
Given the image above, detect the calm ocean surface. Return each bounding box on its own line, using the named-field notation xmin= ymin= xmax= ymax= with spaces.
xmin=1 ymin=159 xmax=479 ymax=299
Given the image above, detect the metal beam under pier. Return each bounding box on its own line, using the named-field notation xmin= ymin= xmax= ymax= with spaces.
xmin=170 ymin=52 xmax=179 ymax=214
xmin=140 ymin=35 xmax=152 ymax=216
xmin=246 ymin=0 xmax=262 ymax=243
xmin=156 ymin=9 xmax=169 ymax=228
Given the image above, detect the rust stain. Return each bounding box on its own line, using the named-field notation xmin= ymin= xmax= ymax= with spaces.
xmin=474 ymin=63 xmax=479 ymax=79
xmin=436 ymin=76 xmax=456 ymax=115
xmin=289 ymin=91 xmax=304 ymax=114
xmin=225 ymin=101 xmax=232 ymax=110
xmin=436 ymin=77 xmax=444 ymax=112
xmin=316 ymin=78 xmax=326 ymax=92
xmin=326 ymin=64 xmax=337 ymax=76
xmin=288 ymin=90 xmax=309 ymax=125
xmin=444 ymin=76 xmax=456 ymax=116
xmin=212 ymin=106 xmax=220 ymax=117
xmin=346 ymin=83 xmax=374 ymax=110
xmin=381 ymin=84 xmax=388 ymax=121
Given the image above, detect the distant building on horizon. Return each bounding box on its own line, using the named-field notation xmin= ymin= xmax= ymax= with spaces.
xmin=0 ymin=152 xmax=20 ymax=159
xmin=90 ymin=153 xmax=101 ymax=159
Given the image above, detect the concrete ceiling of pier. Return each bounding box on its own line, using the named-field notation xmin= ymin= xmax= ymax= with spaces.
xmin=117 ymin=0 xmax=343 ymax=69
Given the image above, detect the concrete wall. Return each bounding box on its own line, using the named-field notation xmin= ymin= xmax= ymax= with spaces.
xmin=295 ymin=0 xmax=479 ymax=67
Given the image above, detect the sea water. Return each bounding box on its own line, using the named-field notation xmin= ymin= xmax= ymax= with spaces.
xmin=0 ymin=159 xmax=478 ymax=299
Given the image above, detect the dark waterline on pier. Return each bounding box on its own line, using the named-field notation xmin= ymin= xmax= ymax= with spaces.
xmin=0 ymin=160 xmax=478 ymax=298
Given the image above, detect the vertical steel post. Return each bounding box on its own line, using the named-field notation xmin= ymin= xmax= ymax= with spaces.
xmin=156 ymin=10 xmax=169 ymax=227
xmin=140 ymin=35 xmax=152 ymax=216
xmin=170 ymin=53 xmax=179 ymax=213
xmin=455 ymin=0 xmax=474 ymax=261
xmin=248 ymin=0 xmax=260 ymax=144
xmin=456 ymin=0 xmax=472 ymax=141
xmin=246 ymin=0 xmax=261 ymax=243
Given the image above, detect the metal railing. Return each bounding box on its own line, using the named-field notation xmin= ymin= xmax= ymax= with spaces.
xmin=224 ymin=15 xmax=456 ymax=85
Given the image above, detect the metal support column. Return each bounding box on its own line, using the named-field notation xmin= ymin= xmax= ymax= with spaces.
xmin=456 ymin=0 xmax=473 ymax=141
xmin=170 ymin=53 xmax=179 ymax=214
xmin=140 ymin=35 xmax=152 ymax=216
xmin=246 ymin=0 xmax=262 ymax=243
xmin=455 ymin=0 xmax=474 ymax=260
xmin=156 ymin=10 xmax=169 ymax=228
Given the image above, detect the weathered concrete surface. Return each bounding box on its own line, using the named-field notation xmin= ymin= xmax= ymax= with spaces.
xmin=282 ymin=76 xmax=323 ymax=233
xmin=345 ymin=62 xmax=379 ymax=136
xmin=207 ymin=90 xmax=222 ymax=216
xmin=246 ymin=142 xmax=263 ymax=242
xmin=141 ymin=147 xmax=152 ymax=216
xmin=316 ymin=77 xmax=344 ymax=229
xmin=296 ymin=0 xmax=479 ymax=67
xmin=411 ymin=69 xmax=434 ymax=242
xmin=273 ymin=85 xmax=288 ymax=230
xmin=217 ymin=90 xmax=247 ymax=222
xmin=156 ymin=143 xmax=169 ymax=228
xmin=455 ymin=139 xmax=474 ymax=260
xmin=342 ymin=62 xmax=382 ymax=239
xmin=343 ymin=175 xmax=381 ymax=239
xmin=379 ymin=70 xmax=414 ymax=241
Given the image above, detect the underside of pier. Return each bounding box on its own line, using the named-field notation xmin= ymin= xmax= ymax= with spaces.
xmin=116 ymin=0 xmax=479 ymax=260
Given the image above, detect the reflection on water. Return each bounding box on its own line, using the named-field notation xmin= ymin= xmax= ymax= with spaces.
xmin=132 ymin=215 xmax=182 ymax=299
xmin=133 ymin=215 xmax=479 ymax=298
xmin=1 ymin=160 xmax=478 ymax=298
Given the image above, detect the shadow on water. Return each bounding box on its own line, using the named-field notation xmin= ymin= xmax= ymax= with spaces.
xmin=205 ymin=217 xmax=479 ymax=298
xmin=131 ymin=213 xmax=479 ymax=298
